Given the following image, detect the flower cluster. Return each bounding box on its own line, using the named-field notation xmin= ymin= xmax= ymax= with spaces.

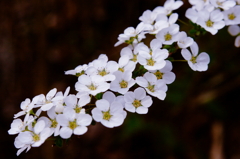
xmin=8 ymin=0 xmax=239 ymax=156
xmin=186 ymin=0 xmax=240 ymax=35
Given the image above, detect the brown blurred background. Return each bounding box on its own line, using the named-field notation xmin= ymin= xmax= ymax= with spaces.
xmin=1 ymin=0 xmax=240 ymax=159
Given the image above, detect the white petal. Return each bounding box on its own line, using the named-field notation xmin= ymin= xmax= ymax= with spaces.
xmin=119 ymin=55 xmax=130 ymax=67
xmin=228 ymin=25 xmax=240 ymax=36
xmin=63 ymin=107 xmax=76 ymax=121
xmin=141 ymin=96 xmax=153 ymax=107
xmin=110 ymin=101 xmax=124 ymax=114
xmin=101 ymin=120 xmax=114 ymax=128
xmin=190 ymin=42 xmax=199 ymax=56
xmin=41 ymin=103 xmax=54 ymax=111
xmin=74 ymin=126 xmax=88 ymax=135
xmin=78 ymin=75 xmax=91 ymax=85
xmin=136 ymin=107 xmax=148 ymax=114
xmin=181 ymin=49 xmax=192 ymax=61
xmin=59 ymin=127 xmax=73 ymax=139
xmin=235 ymin=36 xmax=240 ymax=47
xmin=169 ymin=13 xmax=178 ymax=25
xmin=144 ymin=72 xmax=157 ymax=83
xmin=136 ymin=77 xmax=148 ymax=87
xmin=91 ymin=108 xmax=103 ymax=122
xmin=96 ymin=99 xmax=110 ymax=111
xmin=64 ymin=95 xmax=77 ymax=107
xmin=106 ymin=61 xmax=119 ymax=73
xmin=18 ymin=132 xmax=33 ymax=144
xmin=124 ymin=92 xmax=135 ymax=103
xmin=34 ymin=120 xmax=45 ymax=134
xmin=163 ymin=72 xmax=176 ymax=84
xmin=57 ymin=114 xmax=69 ymax=126
xmin=77 ymin=114 xmax=92 ymax=126
xmin=102 ymin=91 xmax=116 ymax=104
xmin=197 ymin=52 xmax=210 ymax=64
xmin=78 ymin=94 xmax=90 ymax=106
xmin=125 ymin=103 xmax=136 ymax=113
xmin=46 ymin=88 xmax=57 ymax=100
xmin=134 ymin=87 xmax=146 ymax=100
xmin=47 ymin=107 xmax=56 ymax=119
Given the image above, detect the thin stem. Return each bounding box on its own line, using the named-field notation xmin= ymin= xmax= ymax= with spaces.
xmin=172 ymin=60 xmax=187 ymax=62
xmin=178 ymin=19 xmax=189 ymax=26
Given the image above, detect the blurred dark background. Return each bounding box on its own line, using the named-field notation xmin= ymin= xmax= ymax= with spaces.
xmin=1 ymin=0 xmax=240 ymax=158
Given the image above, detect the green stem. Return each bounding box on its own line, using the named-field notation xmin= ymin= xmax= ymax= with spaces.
xmin=172 ymin=60 xmax=187 ymax=62
xmin=178 ymin=19 xmax=189 ymax=26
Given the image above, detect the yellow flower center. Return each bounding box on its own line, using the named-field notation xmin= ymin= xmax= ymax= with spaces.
xmin=98 ymin=69 xmax=108 ymax=76
xmin=228 ymin=13 xmax=236 ymax=20
xmin=69 ymin=120 xmax=77 ymax=130
xmin=132 ymin=99 xmax=142 ymax=108
xmin=119 ymin=80 xmax=128 ymax=88
xmin=164 ymin=33 xmax=172 ymax=41
xmin=217 ymin=1 xmax=222 ymax=6
xmin=147 ymin=58 xmax=155 ymax=66
xmin=74 ymin=106 xmax=82 ymax=113
xmin=147 ymin=84 xmax=155 ymax=92
xmin=88 ymin=83 xmax=97 ymax=90
xmin=103 ymin=111 xmax=112 ymax=120
xmin=190 ymin=56 xmax=197 ymax=64
xmin=206 ymin=20 xmax=214 ymax=27
xmin=76 ymin=70 xmax=85 ymax=77
xmin=154 ymin=71 xmax=164 ymax=79
xmin=51 ymin=119 xmax=58 ymax=128
xmin=118 ymin=67 xmax=124 ymax=72
xmin=33 ymin=134 xmax=40 ymax=142
xmin=131 ymin=54 xmax=137 ymax=62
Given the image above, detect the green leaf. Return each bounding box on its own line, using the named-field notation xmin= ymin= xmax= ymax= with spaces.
xmin=95 ymin=93 xmax=103 ymax=100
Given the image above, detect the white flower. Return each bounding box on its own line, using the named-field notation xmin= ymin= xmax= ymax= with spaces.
xmin=86 ymin=54 xmax=118 ymax=81
xmin=210 ymin=0 xmax=236 ymax=10
xmin=64 ymin=94 xmax=89 ymax=114
xmin=148 ymin=13 xmax=178 ymax=34
xmin=124 ymin=87 xmax=153 ymax=114
xmin=36 ymin=88 xmax=57 ymax=111
xmin=223 ymin=5 xmax=240 ymax=25
xmin=149 ymin=60 xmax=176 ymax=84
xmin=51 ymin=87 xmax=70 ymax=113
xmin=57 ymin=107 xmax=92 ymax=139
xmin=181 ymin=42 xmax=210 ymax=71
xmin=8 ymin=117 xmax=35 ymax=135
xmin=156 ymin=24 xmax=180 ymax=44
xmin=14 ymin=96 xmax=39 ymax=119
xmin=65 ymin=64 xmax=88 ymax=76
xmin=120 ymin=46 xmax=139 ymax=63
xmin=92 ymin=91 xmax=127 ymax=128
xmin=17 ymin=120 xmax=51 ymax=147
xmin=118 ymin=55 xmax=136 ymax=73
xmin=110 ymin=71 xmax=135 ymax=94
xmin=136 ymin=40 xmax=166 ymax=69
xmin=177 ymin=31 xmax=194 ymax=49
xmin=75 ymin=74 xmax=110 ymax=96
xmin=156 ymin=13 xmax=178 ymax=26
xmin=189 ymin=0 xmax=210 ymax=11
xmin=197 ymin=9 xmax=225 ymax=35
xmin=139 ymin=10 xmax=158 ymax=24
xmin=153 ymin=0 xmax=183 ymax=15
xmin=14 ymin=137 xmax=31 ymax=156
xmin=45 ymin=108 xmax=61 ymax=136
xmin=136 ymin=72 xmax=167 ymax=100
xmin=185 ymin=8 xmax=199 ymax=23
xmin=114 ymin=22 xmax=149 ymax=47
